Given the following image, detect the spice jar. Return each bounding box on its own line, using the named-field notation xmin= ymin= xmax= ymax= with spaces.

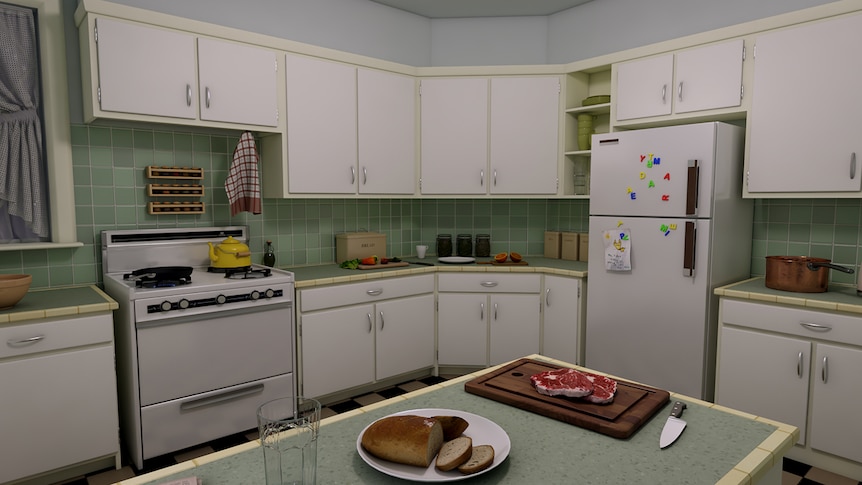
xmin=436 ymin=234 xmax=453 ymax=257
xmin=475 ymin=234 xmax=491 ymax=257
xmin=457 ymin=234 xmax=473 ymax=257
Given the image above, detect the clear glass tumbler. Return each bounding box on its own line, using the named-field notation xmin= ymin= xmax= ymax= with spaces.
xmin=257 ymin=396 xmax=321 ymax=485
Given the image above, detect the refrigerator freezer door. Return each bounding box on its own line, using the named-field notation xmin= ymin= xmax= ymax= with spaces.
xmin=586 ymin=215 xmax=712 ymax=398
xmin=590 ymin=123 xmax=718 ymax=218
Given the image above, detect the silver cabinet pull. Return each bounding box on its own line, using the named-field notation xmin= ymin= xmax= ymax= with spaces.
xmin=379 ymin=311 xmax=385 ymax=330
xmin=363 ymin=167 xmax=368 ymax=185
xmin=661 ymin=84 xmax=667 ymax=103
xmin=851 ymin=152 xmax=857 ymax=180
xmin=180 ymin=383 xmax=264 ymax=411
xmin=186 ymin=84 xmax=192 ymax=106
xmin=480 ymin=169 xmax=484 ymax=187
xmin=480 ymin=281 xmax=498 ymax=288
xmin=821 ymin=356 xmax=828 ymax=383
xmin=493 ymin=169 xmax=497 ymax=186
xmin=545 ymin=288 xmax=551 ymax=307
xmin=800 ymin=322 xmax=832 ymax=332
xmin=351 ymin=166 xmax=356 ymax=185
xmin=367 ymin=313 xmax=373 ymax=333
xmin=205 ymin=87 xmax=211 ymax=108
xmin=797 ymin=351 xmax=803 ymax=378
xmin=366 ymin=288 xmax=383 ymax=296
xmin=7 ymin=335 xmax=45 ymax=347
xmin=494 ymin=302 xmax=498 ymax=320
xmin=480 ymin=302 xmax=484 ymax=320
xmin=678 ymin=81 xmax=684 ymax=101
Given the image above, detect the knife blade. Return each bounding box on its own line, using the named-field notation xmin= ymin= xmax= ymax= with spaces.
xmin=659 ymin=401 xmax=687 ymax=449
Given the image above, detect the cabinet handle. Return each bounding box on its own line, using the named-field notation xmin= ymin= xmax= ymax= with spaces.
xmin=493 ymin=169 xmax=497 ymax=186
xmin=379 ymin=311 xmax=385 ymax=330
xmin=494 ymin=302 xmax=498 ymax=320
xmin=850 ymin=152 xmax=857 ymax=180
xmin=799 ymin=322 xmax=832 ymax=332
xmin=180 ymin=383 xmax=264 ymax=411
xmin=821 ymin=356 xmax=828 ymax=383
xmin=366 ymin=288 xmax=383 ymax=296
xmin=661 ymin=84 xmax=667 ymax=103
xmin=480 ymin=281 xmax=498 ymax=288
xmin=205 ymin=87 xmax=211 ymax=109
xmin=186 ymin=84 xmax=192 ymax=107
xmin=678 ymin=81 xmax=684 ymax=101
xmin=351 ymin=166 xmax=356 ymax=185
xmin=480 ymin=302 xmax=484 ymax=320
xmin=363 ymin=167 xmax=368 ymax=185
xmin=480 ymin=169 xmax=484 ymax=187
xmin=7 ymin=335 xmax=45 ymax=347
xmin=797 ymin=351 xmax=803 ymax=378
xmin=545 ymin=288 xmax=551 ymax=307
xmin=367 ymin=313 xmax=373 ymax=333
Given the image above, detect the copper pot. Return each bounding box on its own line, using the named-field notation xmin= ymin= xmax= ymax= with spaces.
xmin=764 ymin=256 xmax=854 ymax=293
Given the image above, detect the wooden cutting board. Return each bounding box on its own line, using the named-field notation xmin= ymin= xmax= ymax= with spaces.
xmin=357 ymin=261 xmax=410 ymax=270
xmin=464 ymin=358 xmax=669 ymax=439
xmin=476 ymin=260 xmax=529 ymax=266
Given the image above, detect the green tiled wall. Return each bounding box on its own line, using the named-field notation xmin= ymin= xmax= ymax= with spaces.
xmin=3 ymin=123 xmax=860 ymax=290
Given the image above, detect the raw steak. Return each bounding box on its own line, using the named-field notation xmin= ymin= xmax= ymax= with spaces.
xmin=583 ymin=372 xmax=617 ymax=404
xmin=530 ymin=368 xmax=593 ymax=397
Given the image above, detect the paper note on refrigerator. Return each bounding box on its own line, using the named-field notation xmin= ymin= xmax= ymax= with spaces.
xmin=602 ymin=228 xmax=632 ymax=271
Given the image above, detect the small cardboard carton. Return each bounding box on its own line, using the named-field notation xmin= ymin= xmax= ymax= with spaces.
xmin=561 ymin=232 xmax=579 ymax=261
xmin=544 ymin=231 xmax=561 ymax=259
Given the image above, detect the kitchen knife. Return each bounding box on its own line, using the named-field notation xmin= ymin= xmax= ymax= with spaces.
xmin=659 ymin=401 xmax=687 ymax=449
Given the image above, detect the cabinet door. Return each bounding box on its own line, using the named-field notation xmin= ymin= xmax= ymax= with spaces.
xmin=674 ymin=39 xmax=743 ymax=114
xmin=94 ymin=17 xmax=196 ymax=119
xmin=420 ymin=78 xmax=488 ymax=194
xmin=197 ymin=38 xmax=278 ymax=126
xmin=286 ymin=53 xmax=357 ymax=194
xmin=0 ymin=346 xmax=118 ymax=483
xmin=716 ymin=326 xmax=810 ymax=444
xmin=542 ymin=275 xmax=580 ymax=364
xmin=489 ymin=294 xmax=540 ymax=365
xmin=358 ymin=69 xmax=416 ymax=194
xmin=615 ymin=54 xmax=673 ymax=121
xmin=376 ymin=294 xmax=435 ymax=380
xmin=300 ymin=304 xmax=374 ymax=398
xmin=438 ymin=293 xmax=488 ymax=366
xmin=489 ymin=77 xmax=560 ymax=194
xmin=747 ymin=14 xmax=862 ymax=193
xmin=810 ymin=344 xmax=862 ymax=462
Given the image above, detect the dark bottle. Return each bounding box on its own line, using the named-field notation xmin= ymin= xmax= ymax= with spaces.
xmin=436 ymin=234 xmax=453 ymax=257
xmin=475 ymin=234 xmax=491 ymax=257
xmin=263 ymin=240 xmax=276 ymax=267
xmin=457 ymin=234 xmax=473 ymax=257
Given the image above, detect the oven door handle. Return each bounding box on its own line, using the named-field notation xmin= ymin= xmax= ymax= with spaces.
xmin=179 ymin=383 xmax=265 ymax=412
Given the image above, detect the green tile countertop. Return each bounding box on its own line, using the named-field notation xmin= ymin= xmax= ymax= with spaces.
xmin=120 ymin=354 xmax=796 ymax=485
xmin=0 ymin=285 xmax=118 ymax=325
xmin=284 ymin=257 xmax=588 ymax=289
xmin=716 ymin=277 xmax=862 ymax=314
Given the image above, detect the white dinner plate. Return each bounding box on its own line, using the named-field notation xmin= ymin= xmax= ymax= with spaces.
xmin=437 ymin=257 xmax=476 ymax=264
xmin=356 ymin=408 xmax=511 ymax=482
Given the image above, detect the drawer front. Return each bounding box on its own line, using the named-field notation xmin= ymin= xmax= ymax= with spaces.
xmin=0 ymin=313 xmax=113 ymax=359
xmin=438 ymin=273 xmax=541 ymax=293
xmin=722 ymin=299 xmax=862 ymax=346
xmin=300 ymin=274 xmax=434 ymax=312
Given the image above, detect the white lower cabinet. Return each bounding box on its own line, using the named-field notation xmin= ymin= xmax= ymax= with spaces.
xmin=717 ymin=298 xmax=862 ymax=471
xmin=0 ymin=313 xmax=119 ymax=484
xmin=541 ymin=275 xmax=582 ymax=365
xmin=437 ymin=273 xmax=541 ymax=367
xmin=298 ymin=275 xmax=434 ymax=399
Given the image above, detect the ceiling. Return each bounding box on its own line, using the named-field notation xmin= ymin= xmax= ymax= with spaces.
xmin=368 ymin=0 xmax=595 ymax=18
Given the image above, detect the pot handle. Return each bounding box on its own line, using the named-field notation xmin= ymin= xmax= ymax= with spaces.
xmin=806 ymin=261 xmax=855 ymax=274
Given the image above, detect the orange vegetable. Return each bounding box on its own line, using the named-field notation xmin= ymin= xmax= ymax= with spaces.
xmin=361 ymin=256 xmax=378 ymax=265
xmin=494 ymin=252 xmax=508 ymax=263
xmin=509 ymin=252 xmax=522 ymax=263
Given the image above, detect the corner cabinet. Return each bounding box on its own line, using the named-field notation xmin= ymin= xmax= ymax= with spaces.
xmin=420 ymin=76 xmax=560 ymax=196
xmin=745 ymin=12 xmax=862 ymax=196
xmin=79 ymin=16 xmax=278 ymax=128
xmin=716 ymin=298 xmax=862 ymax=478
xmin=541 ymin=275 xmax=582 ymax=365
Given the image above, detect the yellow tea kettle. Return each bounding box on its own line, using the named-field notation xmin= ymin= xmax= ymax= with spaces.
xmin=208 ymin=236 xmax=252 ymax=269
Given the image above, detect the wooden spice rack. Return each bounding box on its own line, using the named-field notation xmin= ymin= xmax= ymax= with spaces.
xmin=145 ymin=166 xmax=205 ymax=214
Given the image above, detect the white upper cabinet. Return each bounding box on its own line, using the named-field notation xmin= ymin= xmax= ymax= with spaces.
xmin=285 ymin=53 xmax=358 ymax=194
xmin=746 ymin=13 xmax=862 ymax=195
xmin=614 ymin=39 xmax=744 ymax=122
xmin=89 ymin=17 xmax=277 ymax=127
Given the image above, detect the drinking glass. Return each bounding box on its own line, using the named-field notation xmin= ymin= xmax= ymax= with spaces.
xmin=257 ymin=396 xmax=321 ymax=485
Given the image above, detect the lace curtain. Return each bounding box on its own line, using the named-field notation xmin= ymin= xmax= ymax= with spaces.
xmin=0 ymin=3 xmax=48 ymax=242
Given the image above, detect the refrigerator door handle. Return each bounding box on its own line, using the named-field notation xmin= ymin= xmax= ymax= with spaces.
xmin=686 ymin=159 xmax=699 ymax=215
xmin=683 ymin=221 xmax=696 ymax=277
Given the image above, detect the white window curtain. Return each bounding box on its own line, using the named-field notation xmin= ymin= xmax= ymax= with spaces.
xmin=0 ymin=3 xmax=48 ymax=242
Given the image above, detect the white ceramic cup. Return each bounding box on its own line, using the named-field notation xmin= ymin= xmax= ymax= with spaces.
xmin=416 ymin=245 xmax=428 ymax=259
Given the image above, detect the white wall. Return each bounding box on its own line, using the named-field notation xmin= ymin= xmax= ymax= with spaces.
xmin=430 ymin=16 xmax=550 ymax=66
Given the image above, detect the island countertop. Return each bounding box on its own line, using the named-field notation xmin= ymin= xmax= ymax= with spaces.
xmin=117 ymin=355 xmax=797 ymax=485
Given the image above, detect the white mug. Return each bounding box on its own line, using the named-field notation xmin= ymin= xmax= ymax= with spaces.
xmin=416 ymin=245 xmax=428 ymax=259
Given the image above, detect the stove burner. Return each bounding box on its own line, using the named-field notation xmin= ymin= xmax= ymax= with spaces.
xmin=209 ymin=266 xmax=272 ymax=279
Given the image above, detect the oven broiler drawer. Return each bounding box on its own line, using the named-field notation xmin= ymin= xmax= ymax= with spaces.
xmin=140 ymin=373 xmax=292 ymax=460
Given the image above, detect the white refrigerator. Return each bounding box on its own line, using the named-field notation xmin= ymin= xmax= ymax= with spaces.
xmin=585 ymin=122 xmax=752 ymax=401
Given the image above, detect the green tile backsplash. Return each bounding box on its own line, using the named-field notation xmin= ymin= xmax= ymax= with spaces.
xmin=3 ymin=123 xmax=861 ymax=289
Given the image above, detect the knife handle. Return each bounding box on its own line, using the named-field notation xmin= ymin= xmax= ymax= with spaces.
xmin=671 ymin=401 xmax=687 ymax=418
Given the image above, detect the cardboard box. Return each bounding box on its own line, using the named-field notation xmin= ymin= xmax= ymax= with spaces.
xmin=561 ymin=232 xmax=579 ymax=261
xmin=578 ymin=233 xmax=589 ymax=262
xmin=544 ymin=231 xmax=561 ymax=259
xmin=335 ymin=232 xmax=386 ymax=263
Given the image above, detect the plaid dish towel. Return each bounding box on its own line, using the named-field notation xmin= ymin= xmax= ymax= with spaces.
xmin=225 ymin=131 xmax=262 ymax=216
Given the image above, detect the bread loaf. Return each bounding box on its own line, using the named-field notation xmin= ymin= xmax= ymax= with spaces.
xmin=433 ymin=415 xmax=470 ymax=441
xmin=435 ymin=436 xmax=472 ymax=471
xmin=360 ymin=415 xmax=444 ymax=467
xmin=457 ymin=445 xmax=495 ymax=475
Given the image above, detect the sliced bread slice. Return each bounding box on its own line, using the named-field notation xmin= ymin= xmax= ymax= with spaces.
xmin=435 ymin=436 xmax=473 ymax=471
xmin=457 ymin=445 xmax=495 ymax=475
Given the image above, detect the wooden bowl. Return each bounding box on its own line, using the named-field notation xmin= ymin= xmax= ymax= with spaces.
xmin=0 ymin=274 xmax=32 ymax=310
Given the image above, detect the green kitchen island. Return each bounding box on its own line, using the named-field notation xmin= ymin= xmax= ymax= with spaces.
xmin=118 ymin=355 xmax=796 ymax=485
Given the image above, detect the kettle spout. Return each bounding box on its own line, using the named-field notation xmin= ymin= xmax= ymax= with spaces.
xmin=208 ymin=242 xmax=219 ymax=262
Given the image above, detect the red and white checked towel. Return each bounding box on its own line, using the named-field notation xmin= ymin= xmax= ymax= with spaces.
xmin=225 ymin=131 xmax=261 ymax=216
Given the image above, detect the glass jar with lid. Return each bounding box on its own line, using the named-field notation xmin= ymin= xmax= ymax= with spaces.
xmin=456 ymin=234 xmax=473 ymax=257
xmin=475 ymin=234 xmax=491 ymax=257
xmin=436 ymin=234 xmax=453 ymax=257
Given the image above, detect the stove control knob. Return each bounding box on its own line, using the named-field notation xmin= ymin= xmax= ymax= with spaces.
xmin=178 ymin=298 xmax=190 ymax=309
xmin=264 ymin=289 xmax=275 ymax=298
xmin=160 ymin=301 xmax=173 ymax=312
xmin=216 ymin=294 xmax=227 ymax=305
xmin=250 ymin=290 xmax=261 ymax=300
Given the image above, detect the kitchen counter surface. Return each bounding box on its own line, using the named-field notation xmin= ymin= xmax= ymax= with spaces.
xmin=284 ymin=257 xmax=588 ymax=288
xmin=118 ymin=354 xmax=796 ymax=485
xmin=715 ymin=277 xmax=862 ymax=314
xmin=0 ymin=285 xmax=118 ymax=324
